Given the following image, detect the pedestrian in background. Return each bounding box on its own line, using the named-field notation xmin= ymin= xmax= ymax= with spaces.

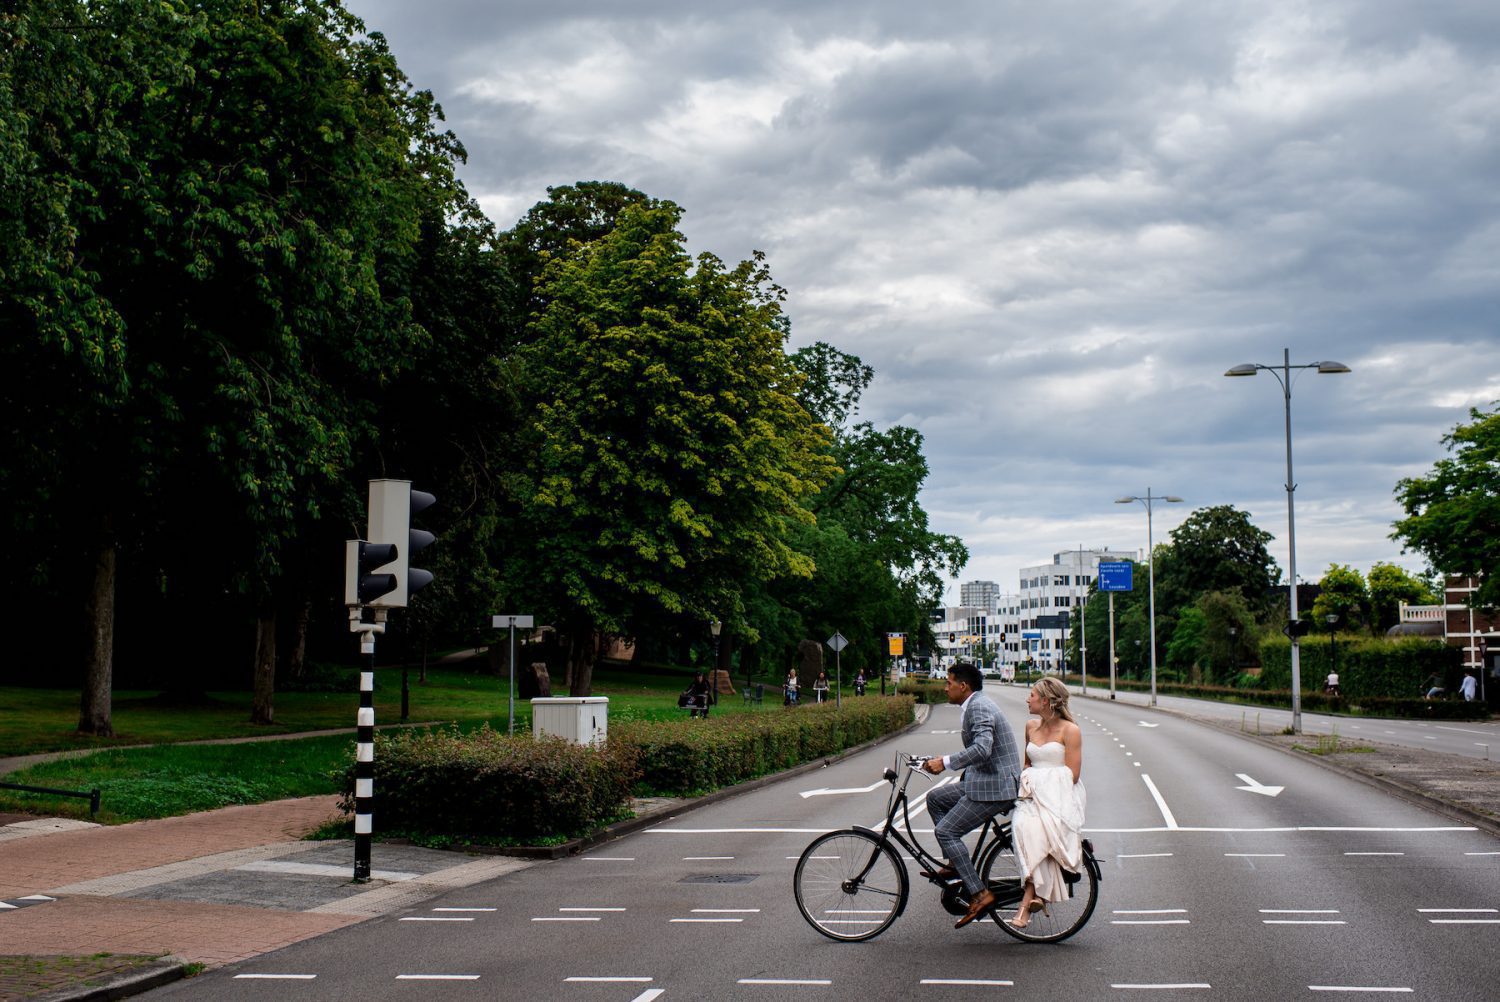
xmin=854 ymin=669 xmax=867 ymax=696
xmin=784 ymin=669 xmax=800 ymax=706
xmin=1461 ymin=671 xmax=1478 ymax=702
xmin=813 ymin=670 xmax=830 ymax=703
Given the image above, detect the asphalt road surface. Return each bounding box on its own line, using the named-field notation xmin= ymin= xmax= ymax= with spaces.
xmin=148 ymin=687 xmax=1500 ymax=1000
xmin=1065 ymin=681 xmax=1500 ymax=760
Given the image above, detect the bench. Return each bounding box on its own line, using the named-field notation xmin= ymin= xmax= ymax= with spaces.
xmin=741 ymin=684 xmax=764 ymax=706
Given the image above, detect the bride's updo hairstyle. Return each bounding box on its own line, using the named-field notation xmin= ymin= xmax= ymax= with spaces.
xmin=1032 ymin=676 xmax=1075 ymax=723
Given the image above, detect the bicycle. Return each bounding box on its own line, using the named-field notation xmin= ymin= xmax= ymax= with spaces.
xmin=793 ymin=752 xmax=1101 ymax=944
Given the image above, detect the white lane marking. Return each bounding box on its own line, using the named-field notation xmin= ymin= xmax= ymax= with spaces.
xmin=1139 ymin=775 xmax=1179 ymax=830
xmin=1308 ymin=988 xmax=1411 ymax=994
xmin=670 ymin=917 xmax=743 ymax=923
xmin=1464 ymin=852 xmax=1500 ymax=856
xmin=395 ymin=975 xmax=481 ymax=980
xmin=800 ymin=780 xmax=886 ymax=799
xmin=1117 ymin=853 xmax=1173 ymax=858
xmin=1111 ymin=919 xmax=1191 ymax=925
xmin=432 ymin=907 xmax=497 ymax=912
xmin=921 ymin=979 xmax=1014 ymax=985
xmin=560 ymin=907 xmax=626 ymax=912
xmin=683 ymin=856 xmax=735 ymax=860
xmin=1428 ymin=919 xmax=1500 ymax=923
xmin=15 ymin=895 xmax=54 ymax=901
xmin=532 ymin=917 xmax=601 ymax=922
xmin=1235 ymin=773 xmax=1284 ymax=797
xmin=1344 ymin=852 xmax=1403 ymax=856
xmin=1114 ymin=909 xmax=1187 ymax=914
xmin=1263 ymin=920 xmax=1346 ymax=925
xmin=1137 ymin=722 xmax=1158 ymax=728
xmin=1436 ymin=725 xmax=1494 ymax=736
xmin=1261 ymin=909 xmax=1340 ymax=914
xmin=584 ymin=856 xmax=636 ymax=861
xmin=1417 ymin=908 xmax=1498 ymax=913
xmin=399 ymin=917 xmax=473 ymax=922
xmin=693 ymin=908 xmax=760 ymax=913
xmin=817 ymin=919 xmax=887 ymax=924
xmin=1111 ymin=984 xmax=1210 ymax=990
xmin=739 ymin=979 xmax=833 ymax=985
xmin=632 ymin=992 xmax=666 ymax=1002
xmin=825 ymin=909 xmax=890 ymax=914
xmin=1422 ymin=736 xmax=1436 ymax=740
xmin=1226 ymin=853 xmax=1285 ymax=858
xmin=1134 ymin=762 xmax=1142 ymax=767
xmin=233 ymin=975 xmax=317 ymax=980
xmin=791 ymin=855 xmax=841 ymax=860
xmin=566 ymin=977 xmax=653 ymax=983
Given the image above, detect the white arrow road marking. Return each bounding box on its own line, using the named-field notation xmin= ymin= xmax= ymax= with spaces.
xmin=800 ymin=779 xmax=887 ymax=799
xmin=1235 ymin=773 xmax=1284 ymax=797
xmin=1137 ymin=722 xmax=1159 ymax=728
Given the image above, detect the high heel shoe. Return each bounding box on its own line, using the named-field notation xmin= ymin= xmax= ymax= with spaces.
xmin=1028 ymin=899 xmax=1047 ymax=914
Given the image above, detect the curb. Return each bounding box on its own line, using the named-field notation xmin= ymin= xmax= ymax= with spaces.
xmin=1073 ymin=690 xmax=1500 ymax=839
xmin=443 ymin=700 xmax=934 ymax=860
xmin=33 ymin=957 xmax=191 ymax=1002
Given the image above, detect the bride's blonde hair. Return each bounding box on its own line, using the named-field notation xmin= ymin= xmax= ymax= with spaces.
xmin=1032 ymin=676 xmax=1075 ymax=723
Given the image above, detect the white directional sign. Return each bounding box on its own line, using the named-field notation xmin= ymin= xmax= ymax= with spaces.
xmin=1235 ymin=773 xmax=1284 ymax=797
xmin=800 ymin=779 xmax=885 ymax=799
xmin=826 ymin=632 xmax=848 ymax=652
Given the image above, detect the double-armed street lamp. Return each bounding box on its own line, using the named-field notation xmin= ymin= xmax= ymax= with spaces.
xmin=1225 ymin=349 xmax=1350 ymax=733
xmin=1116 ymin=489 xmax=1184 ymax=707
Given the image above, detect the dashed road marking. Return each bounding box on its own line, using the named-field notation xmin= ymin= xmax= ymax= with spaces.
xmin=233 ymin=975 xmax=317 ymax=980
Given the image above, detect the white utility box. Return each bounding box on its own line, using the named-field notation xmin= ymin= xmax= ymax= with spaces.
xmin=531 ymin=696 xmax=609 ymax=746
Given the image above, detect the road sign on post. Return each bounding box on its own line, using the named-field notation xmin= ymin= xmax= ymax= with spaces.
xmin=493 ymin=615 xmax=535 ymax=735
xmin=826 ymin=633 xmax=848 ymax=709
xmin=1098 ymin=561 xmax=1133 ymax=592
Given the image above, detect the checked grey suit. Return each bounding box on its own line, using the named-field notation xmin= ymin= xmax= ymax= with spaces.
xmin=927 ymin=689 xmax=1023 ymax=896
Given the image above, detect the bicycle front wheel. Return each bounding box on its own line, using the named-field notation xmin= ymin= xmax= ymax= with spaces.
xmin=794 ymin=829 xmax=908 ymax=942
xmin=980 ymin=840 xmax=1098 ymax=944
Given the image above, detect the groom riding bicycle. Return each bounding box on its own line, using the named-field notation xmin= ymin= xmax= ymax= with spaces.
xmin=920 ymin=662 xmax=1023 ymax=928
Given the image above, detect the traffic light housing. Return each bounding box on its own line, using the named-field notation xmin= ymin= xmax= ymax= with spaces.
xmin=365 ymin=479 xmax=437 ymax=608
xmin=344 ymin=540 xmax=398 ymax=606
xmin=1283 ymin=618 xmax=1313 ymax=638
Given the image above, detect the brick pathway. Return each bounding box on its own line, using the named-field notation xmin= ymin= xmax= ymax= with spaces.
xmin=0 ymin=796 xmax=341 ymax=898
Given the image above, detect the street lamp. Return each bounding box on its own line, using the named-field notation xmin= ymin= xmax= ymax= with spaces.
xmin=1117 ymin=489 xmax=1184 ymax=707
xmin=1226 ymin=349 xmax=1350 ymax=733
xmin=1325 ymin=613 xmax=1339 ymax=695
xmin=709 ymin=619 xmax=722 ymax=714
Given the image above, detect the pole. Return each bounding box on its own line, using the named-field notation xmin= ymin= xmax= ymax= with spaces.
xmin=1281 ymin=348 xmax=1303 ymax=733
xmin=1079 ymin=544 xmax=1088 ymax=695
xmin=835 ymin=645 xmax=842 ymax=709
xmin=1108 ymin=592 xmax=1117 ymax=700
xmin=508 ymin=621 xmax=517 ymax=736
xmin=1147 ymin=489 xmax=1159 ymax=708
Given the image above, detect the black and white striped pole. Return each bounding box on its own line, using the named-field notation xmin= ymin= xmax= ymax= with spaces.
xmin=349 ymin=608 xmax=385 ymax=882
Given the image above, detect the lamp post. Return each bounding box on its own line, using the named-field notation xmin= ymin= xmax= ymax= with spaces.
xmin=1134 ymin=639 xmax=1142 ymax=680
xmin=710 ymin=619 xmax=722 ymax=715
xmin=1117 ymin=489 xmax=1184 ymax=707
xmin=1225 ymin=349 xmax=1351 ymax=733
xmin=1228 ymin=626 xmax=1239 ymax=679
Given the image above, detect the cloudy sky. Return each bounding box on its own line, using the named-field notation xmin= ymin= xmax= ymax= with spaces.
xmin=350 ymin=0 xmax=1498 ymax=600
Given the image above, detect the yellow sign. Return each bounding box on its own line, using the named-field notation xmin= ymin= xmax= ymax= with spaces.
xmin=887 ymin=633 xmax=905 ymax=656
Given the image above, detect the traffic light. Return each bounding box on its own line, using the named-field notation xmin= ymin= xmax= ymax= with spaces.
xmin=344 ymin=540 xmax=398 ymax=606
xmin=948 ymin=632 xmax=956 ymax=644
xmin=1283 ymin=619 xmax=1312 ymax=638
xmin=365 ymin=479 xmax=437 ymax=608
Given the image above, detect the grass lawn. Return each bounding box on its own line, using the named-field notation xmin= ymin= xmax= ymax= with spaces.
xmin=0 ymin=664 xmax=812 ymax=758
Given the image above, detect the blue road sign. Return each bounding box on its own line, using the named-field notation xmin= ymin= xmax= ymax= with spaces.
xmin=1098 ymin=561 xmax=1133 ymax=592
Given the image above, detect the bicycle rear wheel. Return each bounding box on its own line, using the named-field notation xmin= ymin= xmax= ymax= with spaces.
xmin=980 ymin=840 xmax=1097 ymax=944
xmin=794 ymin=829 xmax=908 ymax=942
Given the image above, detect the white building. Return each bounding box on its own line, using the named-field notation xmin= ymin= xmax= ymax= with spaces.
xmin=959 ymin=580 xmax=1001 ymax=614
xmin=1011 ymin=548 xmax=1139 ymax=671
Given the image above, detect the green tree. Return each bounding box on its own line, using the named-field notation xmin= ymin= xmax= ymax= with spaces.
xmin=1311 ymin=564 xmax=1369 ymax=632
xmin=1195 ymin=590 xmax=1259 ymax=683
xmin=1165 ymin=606 xmax=1205 ymax=677
xmin=509 ymin=202 xmax=836 ymax=694
xmin=1392 ymin=404 xmax=1500 ymax=610
xmin=1366 ymin=562 xmax=1438 ymax=635
xmin=1153 ymin=505 xmax=1280 ymax=616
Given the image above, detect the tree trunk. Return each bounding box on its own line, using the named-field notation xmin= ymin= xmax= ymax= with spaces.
xmin=77 ymin=516 xmax=116 ymax=737
xmin=568 ymin=625 xmax=598 ymax=697
xmin=287 ymin=598 xmax=310 ymax=679
xmin=251 ymin=602 xmax=276 ymax=724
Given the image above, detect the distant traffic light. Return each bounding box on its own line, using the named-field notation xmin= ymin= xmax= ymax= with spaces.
xmin=344 ymin=540 xmax=398 ymax=606
xmin=1283 ymin=619 xmax=1313 ymax=638
xmin=365 ymin=479 xmax=437 ymax=608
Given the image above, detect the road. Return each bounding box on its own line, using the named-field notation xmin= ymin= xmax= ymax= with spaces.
xmin=147 ymin=687 xmax=1500 ymax=1000
xmin=1060 ymin=681 xmax=1500 ymax=760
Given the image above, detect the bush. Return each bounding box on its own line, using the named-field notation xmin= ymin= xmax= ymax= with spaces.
xmin=897 ymin=679 xmax=948 ymax=704
xmin=342 ymin=724 xmax=639 ymax=841
xmin=1258 ymin=636 xmax=1460 ymax=698
xmin=611 ymin=696 xmax=915 ymax=795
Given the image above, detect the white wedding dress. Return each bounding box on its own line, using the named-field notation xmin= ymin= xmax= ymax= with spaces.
xmin=1010 ymin=740 xmax=1087 ymax=902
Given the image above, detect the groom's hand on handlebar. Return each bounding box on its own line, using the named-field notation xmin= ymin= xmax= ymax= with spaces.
xmin=922 ymin=757 xmax=944 ymax=774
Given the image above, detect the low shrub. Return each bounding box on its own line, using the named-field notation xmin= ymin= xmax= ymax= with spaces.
xmin=897 ymin=679 xmax=948 ymax=704
xmin=1352 ymin=696 xmax=1491 ymax=720
xmin=342 ymin=724 xmax=639 ymax=841
xmin=1258 ymin=636 xmax=1460 ymax=698
xmin=612 ymin=696 xmax=915 ymax=795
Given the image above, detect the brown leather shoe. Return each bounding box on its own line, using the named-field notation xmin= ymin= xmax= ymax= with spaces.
xmin=954 ymin=888 xmax=997 ymax=929
xmin=919 ymin=864 xmax=958 ymax=882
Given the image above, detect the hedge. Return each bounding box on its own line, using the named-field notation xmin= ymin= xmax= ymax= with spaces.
xmin=1258 ymin=636 xmax=1461 ymax=698
xmin=341 ymin=724 xmax=639 ymax=841
xmin=897 ymin=678 xmax=948 ymax=703
xmin=613 ymin=696 xmax=916 ymax=795
xmin=1090 ymin=677 xmax=1489 ymax=720
xmin=341 ymin=696 xmax=916 ymax=840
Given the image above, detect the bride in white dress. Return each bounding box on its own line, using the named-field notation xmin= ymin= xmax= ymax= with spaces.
xmin=1009 ymin=676 xmax=1086 ymax=929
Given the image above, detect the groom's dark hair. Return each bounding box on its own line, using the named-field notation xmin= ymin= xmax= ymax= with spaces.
xmin=949 ymin=663 xmax=983 ymax=690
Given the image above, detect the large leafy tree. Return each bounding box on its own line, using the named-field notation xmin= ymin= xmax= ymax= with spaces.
xmin=1311 ymin=564 xmax=1369 ymax=632
xmin=1366 ymin=562 xmax=1437 ymax=635
xmin=1 ymin=0 xmax=468 ymax=731
xmin=508 ymin=202 xmax=836 ymax=693
xmin=1152 ymin=505 xmax=1279 ymax=625
xmin=1392 ymin=404 xmax=1500 ymax=610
